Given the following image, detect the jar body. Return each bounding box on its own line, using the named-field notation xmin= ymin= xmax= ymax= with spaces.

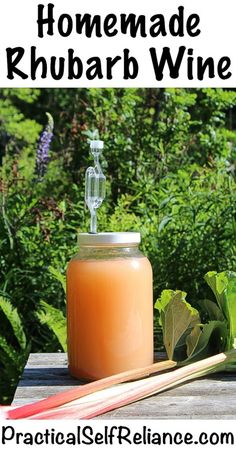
xmin=66 ymin=244 xmax=153 ymax=380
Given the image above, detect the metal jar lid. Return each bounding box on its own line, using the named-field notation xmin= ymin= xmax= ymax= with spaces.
xmin=78 ymin=232 xmax=141 ymax=247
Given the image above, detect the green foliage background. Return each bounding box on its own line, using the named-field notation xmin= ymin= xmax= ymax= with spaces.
xmin=0 ymin=88 xmax=236 ymax=403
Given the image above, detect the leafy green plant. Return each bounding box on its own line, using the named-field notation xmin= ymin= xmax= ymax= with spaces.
xmin=155 ymin=290 xmax=200 ymax=360
xmin=0 ymin=296 xmax=30 ymax=403
xmin=36 ymin=300 xmax=67 ymax=352
xmin=155 ymin=271 xmax=236 ymax=365
xmin=204 ymin=271 xmax=236 ymax=352
xmin=48 ymin=266 xmax=66 ymax=294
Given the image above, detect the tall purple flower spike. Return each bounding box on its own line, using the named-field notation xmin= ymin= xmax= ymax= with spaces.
xmin=35 ymin=113 xmax=54 ymax=180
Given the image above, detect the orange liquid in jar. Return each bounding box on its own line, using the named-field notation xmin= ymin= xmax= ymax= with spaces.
xmin=66 ymin=256 xmax=153 ymax=379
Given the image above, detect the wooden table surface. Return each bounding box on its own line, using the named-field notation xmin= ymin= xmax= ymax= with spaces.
xmin=13 ymin=353 xmax=236 ymax=419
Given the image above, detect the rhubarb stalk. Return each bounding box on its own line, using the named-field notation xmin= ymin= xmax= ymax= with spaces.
xmin=7 ymin=359 xmax=176 ymax=420
xmin=26 ymin=350 xmax=235 ymax=420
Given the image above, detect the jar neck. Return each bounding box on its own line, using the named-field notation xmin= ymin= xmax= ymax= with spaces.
xmin=75 ymin=245 xmax=143 ymax=260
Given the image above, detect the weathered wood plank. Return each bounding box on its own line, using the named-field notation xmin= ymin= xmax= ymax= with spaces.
xmin=12 ymin=353 xmax=236 ymax=419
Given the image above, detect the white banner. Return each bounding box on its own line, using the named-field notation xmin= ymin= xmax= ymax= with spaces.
xmin=0 ymin=420 xmax=236 ymax=448
xmin=0 ymin=0 xmax=235 ymax=87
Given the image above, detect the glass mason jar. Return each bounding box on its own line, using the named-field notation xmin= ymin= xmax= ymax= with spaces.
xmin=66 ymin=232 xmax=153 ymax=380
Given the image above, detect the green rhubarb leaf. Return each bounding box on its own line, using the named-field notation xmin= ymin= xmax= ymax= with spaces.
xmin=205 ymin=271 xmax=236 ymax=350
xmin=155 ymin=290 xmax=187 ymax=323
xmin=200 ymin=299 xmax=224 ymax=321
xmin=156 ymin=290 xmax=200 ymax=360
xmin=186 ymin=325 xmax=202 ymax=358
xmin=155 ymin=290 xmax=187 ymax=329
xmin=225 ymin=278 xmax=236 ymax=350
xmin=185 ymin=321 xmax=227 ymax=363
xmin=204 ymin=271 xmax=236 ymax=315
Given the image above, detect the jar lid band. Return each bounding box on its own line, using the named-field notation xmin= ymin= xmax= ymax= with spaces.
xmin=78 ymin=232 xmax=141 ymax=246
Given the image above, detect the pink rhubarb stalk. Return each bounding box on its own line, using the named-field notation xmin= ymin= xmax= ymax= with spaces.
xmin=25 ymin=351 xmax=234 ymax=420
xmin=6 ymin=350 xmax=236 ymax=419
xmin=6 ymin=359 xmax=176 ymax=420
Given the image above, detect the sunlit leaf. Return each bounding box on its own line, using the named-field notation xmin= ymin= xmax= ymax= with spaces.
xmin=36 ymin=300 xmax=67 ymax=351
xmin=156 ymin=290 xmax=200 ymax=360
